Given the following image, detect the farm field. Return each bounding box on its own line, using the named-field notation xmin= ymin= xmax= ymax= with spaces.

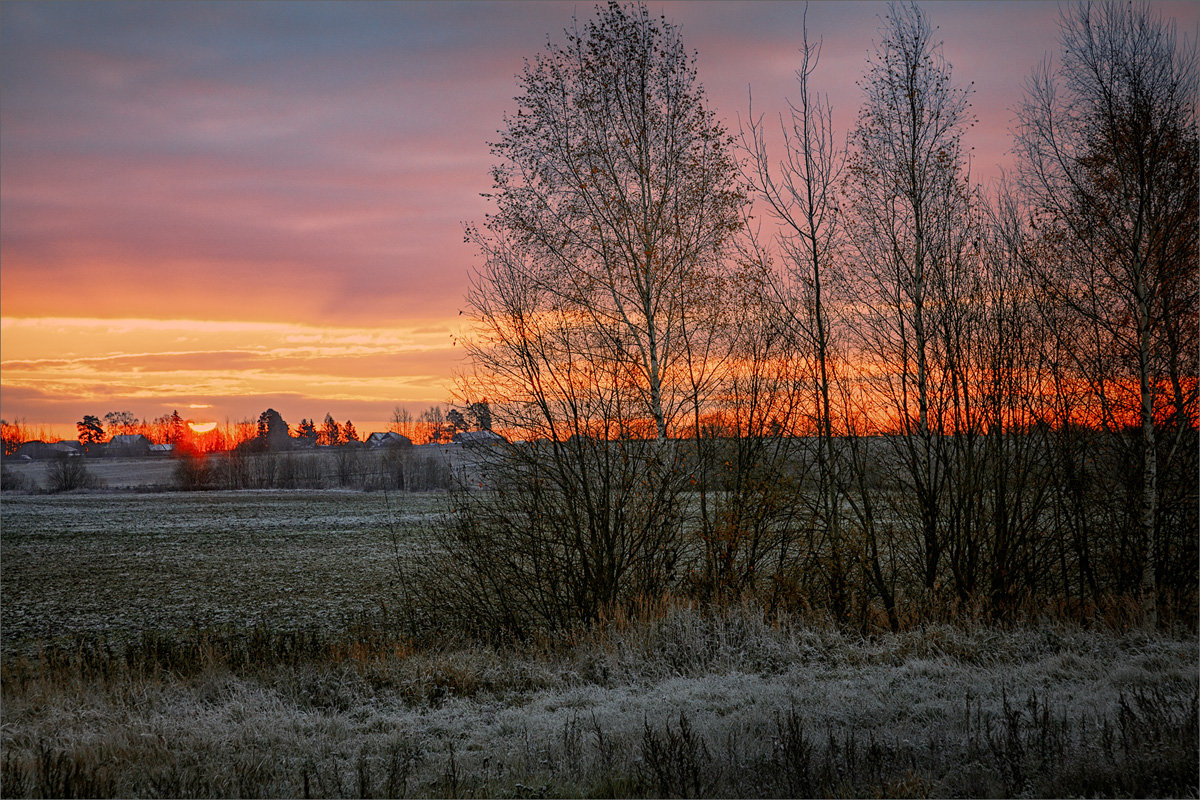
xmin=2 ymin=490 xmax=438 ymax=651
xmin=1 ymin=490 xmax=1196 ymax=797
xmin=1 ymin=445 xmax=470 ymax=493
xmin=3 ymin=456 xmax=177 ymax=490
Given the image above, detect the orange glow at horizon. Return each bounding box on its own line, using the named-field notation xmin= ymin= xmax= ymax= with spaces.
xmin=4 ymin=1 xmax=1198 ymax=440
xmin=0 ymin=316 xmax=467 ymax=434
xmin=188 ymin=421 xmax=218 ymax=434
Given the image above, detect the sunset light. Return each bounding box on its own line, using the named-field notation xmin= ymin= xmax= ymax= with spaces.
xmin=3 ymin=1 xmax=1192 ymax=434
xmin=2 ymin=3 xmax=1196 ymax=794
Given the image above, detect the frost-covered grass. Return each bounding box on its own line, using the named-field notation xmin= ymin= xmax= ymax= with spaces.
xmin=3 ymin=608 xmax=1196 ymax=797
xmin=2 ymin=491 xmax=1195 ymax=797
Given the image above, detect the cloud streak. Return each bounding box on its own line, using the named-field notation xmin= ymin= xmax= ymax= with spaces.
xmin=0 ymin=317 xmax=463 ymax=434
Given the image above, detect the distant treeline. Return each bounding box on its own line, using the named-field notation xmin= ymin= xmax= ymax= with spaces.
xmin=0 ymin=401 xmax=495 ymax=457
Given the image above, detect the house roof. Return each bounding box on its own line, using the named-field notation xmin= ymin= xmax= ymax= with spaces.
xmin=110 ymin=434 xmax=150 ymax=445
xmin=451 ymin=430 xmax=506 ymax=445
xmin=366 ymin=431 xmax=413 ymax=447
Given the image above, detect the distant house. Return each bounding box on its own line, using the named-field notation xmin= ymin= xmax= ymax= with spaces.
xmin=148 ymin=443 xmax=175 ymax=456
xmin=107 ymin=434 xmax=151 ymax=457
xmin=451 ymin=430 xmax=507 ymax=446
xmin=48 ymin=441 xmax=84 ymax=457
xmin=15 ymin=440 xmax=53 ymax=460
xmin=365 ymin=432 xmax=413 ymax=449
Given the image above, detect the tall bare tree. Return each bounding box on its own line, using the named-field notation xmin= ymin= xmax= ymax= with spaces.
xmin=843 ymin=1 xmax=977 ymax=602
xmin=739 ymin=7 xmax=850 ymax=616
xmin=1016 ymin=1 xmax=1198 ymax=626
xmin=440 ymin=2 xmax=746 ymax=635
xmin=475 ymin=1 xmax=745 ymax=441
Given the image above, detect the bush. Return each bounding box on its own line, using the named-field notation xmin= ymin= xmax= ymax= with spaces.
xmin=1 ymin=465 xmax=28 ymax=492
xmin=44 ymin=457 xmax=100 ymax=492
xmin=173 ymin=454 xmax=213 ymax=491
xmin=334 ymin=448 xmax=362 ymax=487
xmin=404 ymin=438 xmax=688 ymax=641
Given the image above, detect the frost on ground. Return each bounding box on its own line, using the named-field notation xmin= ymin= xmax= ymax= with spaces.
xmin=2 ymin=491 xmax=1196 ymax=797
xmin=3 ymin=609 xmax=1196 ymax=798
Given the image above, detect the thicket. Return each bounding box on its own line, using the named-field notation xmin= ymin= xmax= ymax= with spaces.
xmin=424 ymin=0 xmax=1198 ymax=640
xmin=404 ymin=430 xmax=1197 ymax=641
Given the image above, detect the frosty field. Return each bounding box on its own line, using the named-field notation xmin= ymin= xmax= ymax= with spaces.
xmin=1 ymin=490 xmax=1196 ymax=797
xmin=1 ymin=490 xmax=438 ymax=650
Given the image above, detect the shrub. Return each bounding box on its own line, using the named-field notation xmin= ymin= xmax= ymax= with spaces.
xmin=173 ymin=454 xmax=213 ymax=491
xmin=372 ymin=448 xmax=453 ymax=492
xmin=334 ymin=448 xmax=362 ymax=487
xmin=1 ymin=465 xmax=28 ymax=492
xmin=211 ymin=449 xmax=251 ymax=489
xmin=44 ymin=457 xmax=100 ymax=492
xmin=404 ymin=438 xmax=688 ymax=641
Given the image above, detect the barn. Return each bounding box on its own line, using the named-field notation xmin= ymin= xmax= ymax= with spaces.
xmin=107 ymin=434 xmax=152 ymax=457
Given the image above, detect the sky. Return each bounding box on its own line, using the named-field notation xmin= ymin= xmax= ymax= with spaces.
xmin=3 ymin=0 xmax=1196 ymax=438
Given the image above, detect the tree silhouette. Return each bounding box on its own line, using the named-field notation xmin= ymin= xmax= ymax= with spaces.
xmin=467 ymin=0 xmax=745 ymax=441
xmin=320 ymin=414 xmax=342 ymax=446
xmin=1016 ymin=0 xmax=1198 ymax=626
xmin=257 ymin=409 xmax=291 ymax=451
xmin=296 ymin=418 xmax=318 ymax=444
xmin=467 ymin=401 xmax=492 ymax=432
xmin=76 ymin=415 xmax=104 ymax=447
xmin=103 ymin=410 xmax=137 ymax=436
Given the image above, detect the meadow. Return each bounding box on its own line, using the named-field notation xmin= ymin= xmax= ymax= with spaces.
xmin=1 ymin=487 xmax=1196 ymax=797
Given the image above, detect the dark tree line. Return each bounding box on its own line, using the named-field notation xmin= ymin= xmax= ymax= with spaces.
xmin=411 ymin=0 xmax=1196 ymax=639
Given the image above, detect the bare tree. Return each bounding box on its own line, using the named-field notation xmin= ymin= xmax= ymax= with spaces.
xmin=1015 ymin=0 xmax=1198 ymax=626
xmin=739 ymin=6 xmax=850 ymax=616
xmin=426 ymin=1 xmax=751 ymax=636
xmin=103 ymin=411 xmax=138 ymax=436
xmin=843 ymin=1 xmax=977 ymax=606
xmin=473 ymin=1 xmax=745 ymax=441
xmin=418 ymin=405 xmax=452 ymax=444
xmin=389 ymin=406 xmax=413 ymax=438
xmin=969 ymin=182 xmax=1058 ymax=617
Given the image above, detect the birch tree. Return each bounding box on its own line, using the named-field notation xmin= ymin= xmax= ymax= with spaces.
xmin=1016 ymin=0 xmax=1198 ymax=626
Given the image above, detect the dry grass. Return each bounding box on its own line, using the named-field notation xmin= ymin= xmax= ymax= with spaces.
xmin=2 ymin=490 xmax=1195 ymax=797
xmin=2 ymin=607 xmax=1196 ymax=798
